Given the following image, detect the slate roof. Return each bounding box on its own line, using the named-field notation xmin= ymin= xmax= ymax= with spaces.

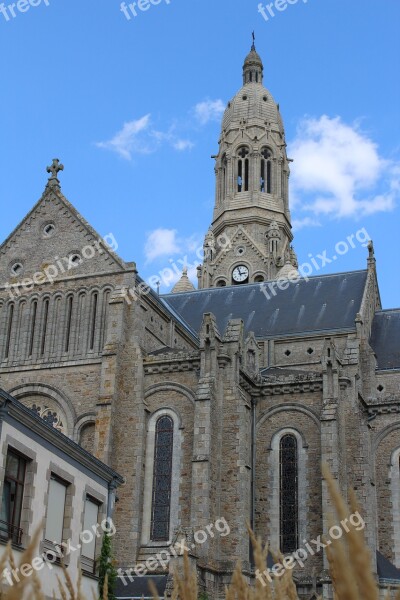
xmin=370 ymin=309 xmax=400 ymax=370
xmin=377 ymin=551 xmax=400 ymax=582
xmin=162 ymin=271 xmax=368 ymax=339
xmin=115 ymin=575 xmax=168 ymax=599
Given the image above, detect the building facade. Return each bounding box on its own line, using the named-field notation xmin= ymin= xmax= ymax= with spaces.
xmin=0 ymin=43 xmax=399 ymax=599
xmin=0 ymin=387 xmax=123 ymax=599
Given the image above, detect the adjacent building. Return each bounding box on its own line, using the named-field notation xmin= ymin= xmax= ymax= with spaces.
xmin=0 ymin=387 xmax=123 ymax=599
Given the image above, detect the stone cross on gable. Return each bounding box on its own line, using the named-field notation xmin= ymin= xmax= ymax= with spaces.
xmin=46 ymin=158 xmax=64 ymax=187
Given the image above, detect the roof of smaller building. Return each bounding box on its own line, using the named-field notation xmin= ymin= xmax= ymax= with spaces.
xmin=370 ymin=309 xmax=400 ymax=370
xmin=116 ymin=574 xmax=168 ymax=599
xmin=162 ymin=270 xmax=368 ymax=339
xmin=377 ymin=551 xmax=400 ymax=582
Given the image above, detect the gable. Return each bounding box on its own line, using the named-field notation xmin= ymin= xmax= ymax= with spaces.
xmin=214 ymin=225 xmax=268 ymax=272
xmin=0 ymin=187 xmax=126 ymax=290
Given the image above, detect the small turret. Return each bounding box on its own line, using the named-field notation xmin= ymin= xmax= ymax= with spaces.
xmin=171 ymin=268 xmax=195 ymax=294
xmin=243 ymin=36 xmax=264 ymax=85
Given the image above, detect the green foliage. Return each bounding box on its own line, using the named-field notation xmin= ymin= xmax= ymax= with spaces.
xmin=98 ymin=530 xmax=118 ymax=600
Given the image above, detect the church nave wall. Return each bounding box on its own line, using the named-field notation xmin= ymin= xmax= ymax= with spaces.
xmin=255 ymin=405 xmax=323 ymax=576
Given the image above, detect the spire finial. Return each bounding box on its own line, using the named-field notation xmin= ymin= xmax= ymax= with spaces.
xmin=368 ymin=240 xmax=375 ymax=259
xmin=367 ymin=240 xmax=376 ymax=270
xmin=46 ymin=158 xmax=64 ymax=189
xmin=251 ymin=31 xmax=256 ymax=50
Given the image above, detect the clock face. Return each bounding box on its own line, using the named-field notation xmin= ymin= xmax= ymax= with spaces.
xmin=232 ymin=265 xmax=249 ymax=283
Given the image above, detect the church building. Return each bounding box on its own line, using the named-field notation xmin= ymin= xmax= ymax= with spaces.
xmin=0 ymin=42 xmax=400 ymax=599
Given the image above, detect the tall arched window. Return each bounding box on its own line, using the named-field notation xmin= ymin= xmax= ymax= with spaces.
xmin=99 ymin=289 xmax=111 ymax=351
xmin=261 ymin=148 xmax=272 ymax=193
xmin=4 ymin=303 xmax=14 ymax=360
xmin=150 ymin=415 xmax=174 ymax=541
xmin=89 ymin=292 xmax=98 ymax=351
xmin=221 ymin=154 xmax=227 ymax=201
xmin=64 ymin=295 xmax=73 ymax=353
xmin=280 ymin=434 xmax=298 ymax=553
xmin=40 ymin=298 xmax=50 ymax=356
xmin=388 ymin=445 xmax=400 ymax=565
xmin=237 ymin=146 xmax=249 ymax=192
xmin=28 ymin=300 xmax=38 ymax=358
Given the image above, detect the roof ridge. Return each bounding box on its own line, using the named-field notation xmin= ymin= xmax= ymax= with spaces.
xmin=162 ymin=269 xmax=368 ymax=297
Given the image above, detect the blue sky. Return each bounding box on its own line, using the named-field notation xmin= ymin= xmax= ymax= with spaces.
xmin=0 ymin=0 xmax=399 ymax=307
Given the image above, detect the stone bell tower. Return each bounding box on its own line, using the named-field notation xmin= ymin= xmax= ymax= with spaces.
xmin=198 ymin=40 xmax=298 ymax=289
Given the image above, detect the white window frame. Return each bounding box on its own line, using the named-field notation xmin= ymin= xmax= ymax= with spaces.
xmin=44 ymin=476 xmax=68 ymax=545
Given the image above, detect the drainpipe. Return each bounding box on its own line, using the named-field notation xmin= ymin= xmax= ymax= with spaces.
xmin=107 ymin=478 xmax=119 ymax=520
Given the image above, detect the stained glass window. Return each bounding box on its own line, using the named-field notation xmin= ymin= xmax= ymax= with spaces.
xmin=279 ymin=434 xmax=298 ymax=553
xmin=150 ymin=416 xmax=174 ymax=541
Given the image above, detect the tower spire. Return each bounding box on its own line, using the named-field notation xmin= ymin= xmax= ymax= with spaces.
xmin=243 ymin=38 xmax=263 ymax=85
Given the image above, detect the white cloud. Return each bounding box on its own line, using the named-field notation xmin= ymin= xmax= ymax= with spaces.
xmin=144 ymin=229 xmax=181 ymax=263
xmin=194 ymin=99 xmax=225 ymax=125
xmin=173 ymin=139 xmax=195 ymax=151
xmin=144 ymin=229 xmax=203 ymax=265
xmin=96 ymin=115 xmax=152 ymax=160
xmin=292 ymin=217 xmax=321 ymax=232
xmin=96 ymin=98 xmax=227 ymax=161
xmin=97 ymin=116 xmax=194 ymax=160
xmin=288 ymin=115 xmax=399 ymax=219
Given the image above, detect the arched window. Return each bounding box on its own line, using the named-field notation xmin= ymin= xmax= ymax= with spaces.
xmin=89 ymin=292 xmax=98 ymax=351
xmin=261 ymin=148 xmax=273 ymax=193
xmin=99 ymin=289 xmax=112 ymax=351
xmin=40 ymin=298 xmax=50 ymax=356
xmin=28 ymin=300 xmax=38 ymax=358
xmin=79 ymin=423 xmax=96 ymax=454
xmin=64 ymin=296 xmax=73 ymax=353
xmin=221 ymin=154 xmax=227 ymax=201
xmin=150 ymin=416 xmax=174 ymax=541
xmin=237 ymin=147 xmax=249 ymax=193
xmin=31 ymin=404 xmax=66 ymax=434
xmin=4 ymin=303 xmax=14 ymax=360
xmin=280 ymin=434 xmax=298 ymax=553
xmin=389 ymin=445 xmax=400 ymax=565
